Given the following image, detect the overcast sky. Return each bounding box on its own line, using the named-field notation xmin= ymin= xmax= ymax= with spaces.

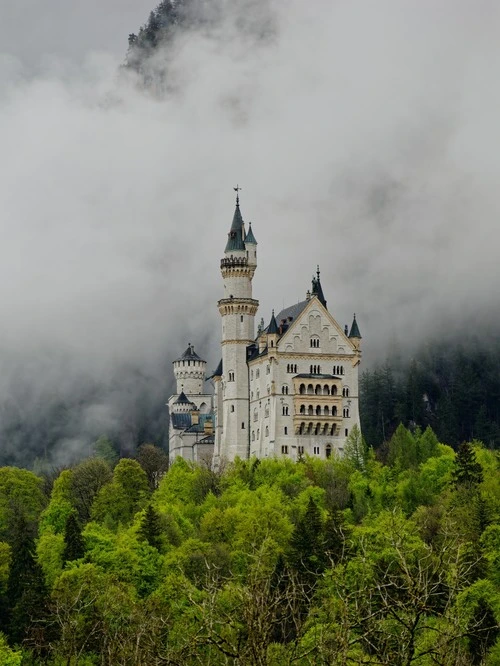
xmin=1 ymin=0 xmax=499 ymax=464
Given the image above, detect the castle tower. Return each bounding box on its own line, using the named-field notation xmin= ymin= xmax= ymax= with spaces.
xmin=173 ymin=344 xmax=207 ymax=396
xmin=217 ymin=189 xmax=259 ymax=460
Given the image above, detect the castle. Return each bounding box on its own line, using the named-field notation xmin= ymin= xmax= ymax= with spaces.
xmin=168 ymin=192 xmax=362 ymax=464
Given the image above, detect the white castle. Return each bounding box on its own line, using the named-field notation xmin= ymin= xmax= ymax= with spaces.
xmin=168 ymin=192 xmax=362 ymax=464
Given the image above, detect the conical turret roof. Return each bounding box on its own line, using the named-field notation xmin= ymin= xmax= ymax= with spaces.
xmin=175 ymin=344 xmax=204 ymax=363
xmin=174 ymin=391 xmax=194 ymax=405
xmin=267 ymin=310 xmax=279 ymax=334
xmin=225 ymin=199 xmax=246 ymax=252
xmin=348 ymin=314 xmax=362 ymax=339
xmin=244 ymin=222 xmax=257 ymax=244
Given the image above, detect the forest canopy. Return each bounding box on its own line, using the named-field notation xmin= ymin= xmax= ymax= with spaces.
xmin=0 ymin=432 xmax=499 ymax=664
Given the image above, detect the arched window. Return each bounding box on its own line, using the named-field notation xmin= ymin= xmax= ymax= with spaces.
xmin=343 ymin=387 xmax=350 ymax=397
xmin=343 ymin=408 xmax=350 ymax=418
xmin=310 ymin=336 xmax=319 ymax=348
xmin=324 ymin=405 xmax=329 ymax=415
xmin=307 ymin=423 xmax=313 ymax=434
xmin=265 ymin=404 xmax=270 ymax=418
xmin=300 ymin=404 xmax=305 ymax=414
xmin=265 ymin=426 xmax=269 ymax=437
xmin=331 ymin=425 xmax=336 ymax=435
xmin=299 ymin=422 xmax=305 ymax=434
xmin=282 ymin=385 xmax=288 ymax=395
xmin=323 ymin=385 xmax=330 ymax=395
xmin=323 ymin=424 xmax=329 ymax=435
xmin=308 ymin=405 xmax=314 ymax=416
xmin=332 ymin=385 xmax=337 ymax=396
xmin=299 ymin=384 xmax=306 ymax=395
xmin=283 ymin=405 xmax=289 ymax=416
xmin=315 ymin=423 xmax=321 ymax=435
xmin=315 ymin=384 xmax=321 ymax=395
xmin=316 ymin=405 xmax=321 ymax=415
xmin=307 ymin=384 xmax=314 ymax=395
xmin=326 ymin=444 xmax=332 ymax=459
xmin=332 ymin=406 xmax=337 ymax=416
xmin=256 ymin=369 xmax=260 ymax=378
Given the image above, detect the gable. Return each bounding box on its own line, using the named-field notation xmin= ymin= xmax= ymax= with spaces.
xmin=277 ymin=297 xmax=355 ymax=356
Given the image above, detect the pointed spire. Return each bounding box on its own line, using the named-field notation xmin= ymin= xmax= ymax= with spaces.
xmin=225 ymin=186 xmax=246 ymax=252
xmin=311 ymin=266 xmax=327 ymax=309
xmin=244 ymin=221 xmax=257 ymax=245
xmin=267 ymin=309 xmax=279 ymax=334
xmin=348 ymin=313 xmax=362 ymax=339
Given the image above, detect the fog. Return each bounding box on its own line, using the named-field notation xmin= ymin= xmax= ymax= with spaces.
xmin=1 ymin=0 xmax=499 ymax=465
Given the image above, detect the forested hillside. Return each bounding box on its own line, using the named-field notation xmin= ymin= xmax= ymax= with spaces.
xmin=361 ymin=337 xmax=500 ymax=452
xmin=0 ymin=430 xmax=499 ymax=664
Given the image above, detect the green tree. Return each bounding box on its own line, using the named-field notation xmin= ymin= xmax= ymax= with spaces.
xmin=343 ymin=424 xmax=368 ymax=471
xmin=62 ymin=511 xmax=85 ymax=563
xmin=289 ymin=496 xmax=325 ymax=588
xmin=93 ymin=435 xmax=119 ymax=467
xmin=138 ymin=504 xmax=163 ymax=551
xmin=136 ymin=443 xmax=169 ymax=490
xmin=70 ymin=458 xmax=113 ymax=523
xmin=453 ymin=442 xmax=484 ymax=488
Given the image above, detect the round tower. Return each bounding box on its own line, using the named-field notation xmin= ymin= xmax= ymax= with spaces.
xmin=218 ymin=189 xmax=259 ymax=460
xmin=173 ymin=344 xmax=207 ymax=395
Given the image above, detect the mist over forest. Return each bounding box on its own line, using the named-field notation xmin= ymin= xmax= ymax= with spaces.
xmin=1 ymin=0 xmax=500 ymax=467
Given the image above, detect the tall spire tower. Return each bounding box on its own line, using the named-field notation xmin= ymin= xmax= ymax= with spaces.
xmin=217 ymin=187 xmax=258 ymax=460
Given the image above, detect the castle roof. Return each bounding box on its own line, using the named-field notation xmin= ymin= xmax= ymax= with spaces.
xmin=225 ymin=201 xmax=246 ymax=252
xmin=311 ymin=267 xmax=327 ymax=309
xmin=174 ymin=391 xmax=194 ymax=405
xmin=244 ymin=222 xmax=257 ymax=244
xmin=208 ymin=358 xmax=223 ymax=379
xmin=295 ymin=373 xmax=342 ymax=379
xmin=267 ymin=310 xmax=279 ymax=334
xmin=171 ymin=413 xmax=192 ymax=429
xmin=348 ymin=314 xmax=362 ymax=339
xmin=175 ymin=344 xmax=204 ymax=363
xmin=275 ymin=299 xmax=309 ymax=330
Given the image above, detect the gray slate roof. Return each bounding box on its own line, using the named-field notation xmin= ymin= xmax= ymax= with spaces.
xmin=225 ymin=203 xmax=246 ymax=252
xmin=174 ymin=391 xmax=194 ymax=405
xmin=175 ymin=344 xmax=205 ymax=363
xmin=244 ymin=223 xmax=257 ymax=244
xmin=171 ymin=413 xmax=191 ymax=429
xmin=275 ymin=300 xmax=309 ymax=328
xmin=349 ymin=314 xmax=362 ymax=339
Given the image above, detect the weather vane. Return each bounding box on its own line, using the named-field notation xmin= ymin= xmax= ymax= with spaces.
xmin=234 ymin=184 xmax=242 ymax=205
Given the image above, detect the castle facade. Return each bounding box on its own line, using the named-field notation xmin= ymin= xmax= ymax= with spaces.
xmin=168 ymin=194 xmax=362 ymax=464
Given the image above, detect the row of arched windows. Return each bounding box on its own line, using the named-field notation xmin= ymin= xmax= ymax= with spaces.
xmin=310 ymin=365 xmax=321 ymax=374
xmin=299 ymin=383 xmax=338 ymax=395
xmin=334 ymin=365 xmax=345 ymax=375
xmin=300 ymin=404 xmax=338 ymax=416
xmin=251 ymin=426 xmax=269 ymax=441
xmin=342 ymin=387 xmax=350 ymax=397
xmin=310 ymin=337 xmax=320 ymax=348
xmin=287 ymin=364 xmax=298 ymax=373
xmin=298 ymin=423 xmax=337 ymax=436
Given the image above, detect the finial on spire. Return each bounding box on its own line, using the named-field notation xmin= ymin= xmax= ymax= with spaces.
xmin=317 ymin=265 xmax=320 ymax=280
xmin=234 ymin=184 xmax=242 ymax=206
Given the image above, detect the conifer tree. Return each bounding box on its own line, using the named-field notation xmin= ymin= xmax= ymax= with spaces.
xmin=62 ymin=511 xmax=85 ymax=563
xmin=289 ymin=497 xmax=325 ymax=587
xmin=452 ymin=442 xmax=484 ymax=488
xmin=138 ymin=504 xmax=163 ymax=551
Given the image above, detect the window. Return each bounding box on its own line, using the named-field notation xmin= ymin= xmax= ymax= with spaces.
xmin=253 ymin=409 xmax=258 ymax=421
xmin=299 ymin=383 xmax=306 ymax=395
xmin=231 ymin=405 xmax=235 ymax=413
xmin=241 ymin=315 xmax=244 ymax=322
xmin=241 ymin=422 xmax=245 ymax=429
xmin=342 ymin=387 xmax=350 ymax=397
xmin=256 ymin=369 xmax=260 ymax=378
xmin=265 ymin=426 xmax=269 ymax=437
xmin=265 ymin=404 xmax=269 ymax=418
xmin=326 ymin=444 xmax=332 ymax=459
xmin=228 ymin=372 xmax=235 ymax=382
xmin=282 ymin=385 xmax=289 ymax=395
xmin=313 ymin=446 xmax=320 ymax=455
xmin=310 ymin=337 xmax=319 ymax=348
xmin=343 ymin=408 xmax=350 ymax=418
xmin=282 ymin=405 xmax=289 ymax=416
xmin=345 ymin=428 xmax=349 ymax=436
xmin=256 ymin=390 xmax=260 ymax=400
xmin=252 ymin=431 xmax=255 ymax=441
xmin=284 ymin=427 xmax=288 ymax=435
xmin=287 ymin=364 xmax=297 ymax=373
xmin=298 ymin=446 xmax=304 ymax=455
xmin=281 ymin=445 xmax=289 ymax=454
xmin=251 ymin=370 xmax=254 ymax=380
xmin=266 ymin=365 xmax=270 ymax=374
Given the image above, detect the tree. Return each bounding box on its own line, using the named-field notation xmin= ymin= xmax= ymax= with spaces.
xmin=62 ymin=511 xmax=85 ymax=563
xmin=343 ymin=424 xmax=368 ymax=471
xmin=70 ymin=458 xmax=113 ymax=523
xmin=93 ymin=436 xmax=119 ymax=467
xmin=136 ymin=443 xmax=169 ymax=490
xmin=453 ymin=442 xmax=484 ymax=488
xmin=138 ymin=504 xmax=163 ymax=551
xmin=289 ymin=496 xmax=326 ymax=589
